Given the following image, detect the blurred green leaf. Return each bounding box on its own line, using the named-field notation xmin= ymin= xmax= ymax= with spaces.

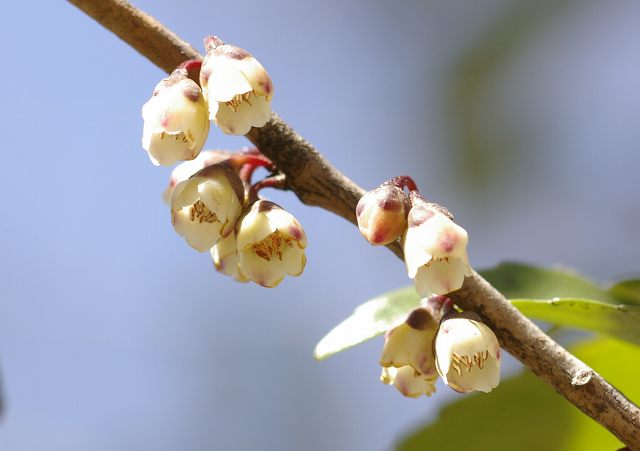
xmin=511 ymin=298 xmax=640 ymax=345
xmin=314 ymin=262 xmax=635 ymax=360
xmin=479 ymin=262 xmax=615 ymax=303
xmin=608 ymin=279 xmax=640 ymax=306
xmin=398 ymin=337 xmax=639 ymax=451
xmin=313 ymin=286 xmax=420 ymax=360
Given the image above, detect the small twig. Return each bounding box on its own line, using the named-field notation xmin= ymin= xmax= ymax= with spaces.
xmin=67 ymin=0 xmax=640 ymax=447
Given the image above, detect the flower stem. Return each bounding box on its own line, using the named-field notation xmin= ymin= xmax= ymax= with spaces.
xmin=247 ymin=174 xmax=287 ymax=204
xmin=390 ymin=175 xmax=418 ymax=193
xmin=176 ymin=59 xmax=202 ymax=84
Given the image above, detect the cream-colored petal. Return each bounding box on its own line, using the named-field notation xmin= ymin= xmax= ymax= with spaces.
xmin=210 ymin=233 xmax=248 ymax=282
xmin=403 ymin=229 xmax=433 ymax=278
xmin=163 ymin=150 xmax=225 ymax=204
xmin=265 ymin=207 xmax=307 ymax=248
xmin=145 ymin=132 xmax=195 ymax=167
xmin=234 ymin=57 xmax=273 ymax=98
xmin=206 ymin=58 xmax=253 ymax=102
xmin=381 ymin=366 xmax=437 ymax=398
xmin=380 ymin=319 xmax=438 ymax=376
xmin=434 ymin=328 xmax=454 ymax=384
xmin=172 ymin=208 xmax=222 ymax=252
xmin=197 ymin=179 xmax=232 ymax=221
xmin=413 ymin=258 xmax=467 ymax=296
xmin=278 ymin=241 xmax=307 ymax=276
xmin=445 ymin=356 xmax=500 ymax=394
xmin=214 ymin=94 xmax=271 ymax=135
xmin=238 ymin=247 xmax=286 ymax=288
xmin=205 ymin=90 xmax=219 ymax=119
xmin=171 ymin=179 xmax=201 ymax=210
xmin=236 ymin=206 xmax=277 ymax=250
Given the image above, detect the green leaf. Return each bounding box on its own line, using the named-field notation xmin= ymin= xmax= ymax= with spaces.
xmin=479 ymin=262 xmax=616 ymax=303
xmin=313 ymin=286 xmax=421 ymax=361
xmin=608 ymin=279 xmax=640 ymax=306
xmin=398 ymin=337 xmax=640 ymax=451
xmin=511 ymin=298 xmax=640 ymax=345
xmin=314 ymin=262 xmax=635 ymax=361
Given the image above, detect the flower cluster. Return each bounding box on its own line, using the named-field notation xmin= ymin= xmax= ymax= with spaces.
xmin=141 ymin=36 xmax=273 ymax=167
xmin=380 ymin=298 xmax=500 ymax=397
xmin=141 ymin=37 xmax=304 ymax=288
xmin=357 ymin=177 xmax=500 ymax=395
xmin=167 ymin=152 xmax=306 ymax=287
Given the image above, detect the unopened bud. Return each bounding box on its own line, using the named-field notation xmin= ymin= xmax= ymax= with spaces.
xmin=200 ymin=36 xmax=273 ymax=136
xmin=142 ymin=68 xmax=210 ymax=166
xmin=356 ymin=183 xmax=408 ymax=246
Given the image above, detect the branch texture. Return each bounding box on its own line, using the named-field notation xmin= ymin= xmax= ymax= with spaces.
xmin=68 ymin=0 xmax=640 ymax=447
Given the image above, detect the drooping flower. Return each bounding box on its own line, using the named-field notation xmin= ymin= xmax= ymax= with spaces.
xmin=142 ymin=68 xmax=210 ymax=166
xmin=171 ymin=163 xmax=244 ymax=252
xmin=434 ymin=315 xmax=501 ymax=393
xmin=210 ymin=231 xmax=248 ymax=282
xmin=200 ymin=36 xmax=273 ymax=136
xmin=403 ymin=193 xmax=472 ymax=296
xmin=356 ymin=182 xmax=409 ymax=246
xmin=235 ymin=200 xmax=306 ymax=287
xmin=379 ymin=307 xmax=439 ymax=397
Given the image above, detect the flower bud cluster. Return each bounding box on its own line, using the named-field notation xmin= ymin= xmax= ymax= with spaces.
xmin=380 ymin=298 xmax=501 ymax=397
xmin=141 ymin=36 xmax=273 ymax=167
xmin=357 ymin=178 xmax=500 ymax=395
xmin=141 ymin=36 xmax=304 ymax=288
xmin=356 ymin=177 xmax=472 ymax=297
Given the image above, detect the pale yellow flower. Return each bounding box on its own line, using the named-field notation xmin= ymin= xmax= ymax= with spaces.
xmin=142 ymin=68 xmax=210 ymax=166
xmin=235 ymin=200 xmax=306 ymax=287
xmin=200 ymin=36 xmax=273 ymax=136
xmin=171 ymin=164 xmax=244 ymax=252
xmin=435 ymin=316 xmax=501 ymax=393
xmin=404 ymin=197 xmax=472 ymax=296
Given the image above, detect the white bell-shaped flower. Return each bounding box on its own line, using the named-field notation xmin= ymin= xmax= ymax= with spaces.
xmin=235 ymin=200 xmax=306 ymax=287
xmin=200 ymin=36 xmax=273 ymax=136
xmin=434 ymin=316 xmax=501 ymax=393
xmin=403 ymin=196 xmax=472 ymax=296
xmin=171 ymin=164 xmax=244 ymax=252
xmin=380 ymin=308 xmax=439 ymax=377
xmin=142 ymin=68 xmax=210 ymax=166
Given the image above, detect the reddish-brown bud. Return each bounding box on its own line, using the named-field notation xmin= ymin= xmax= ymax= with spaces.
xmin=356 ymin=183 xmax=408 ymax=246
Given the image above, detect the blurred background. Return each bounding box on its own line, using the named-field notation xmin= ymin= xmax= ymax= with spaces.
xmin=0 ymin=0 xmax=639 ymax=449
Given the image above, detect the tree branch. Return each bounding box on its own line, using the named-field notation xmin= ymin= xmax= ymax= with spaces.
xmin=68 ymin=0 xmax=640 ymax=446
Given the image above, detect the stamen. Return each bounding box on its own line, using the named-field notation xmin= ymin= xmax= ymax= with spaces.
xmin=225 ymin=91 xmax=256 ymax=111
xmin=251 ymin=231 xmax=292 ymax=261
xmin=189 ymin=200 xmax=218 ymax=224
xmin=452 ymin=351 xmax=489 ymax=374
